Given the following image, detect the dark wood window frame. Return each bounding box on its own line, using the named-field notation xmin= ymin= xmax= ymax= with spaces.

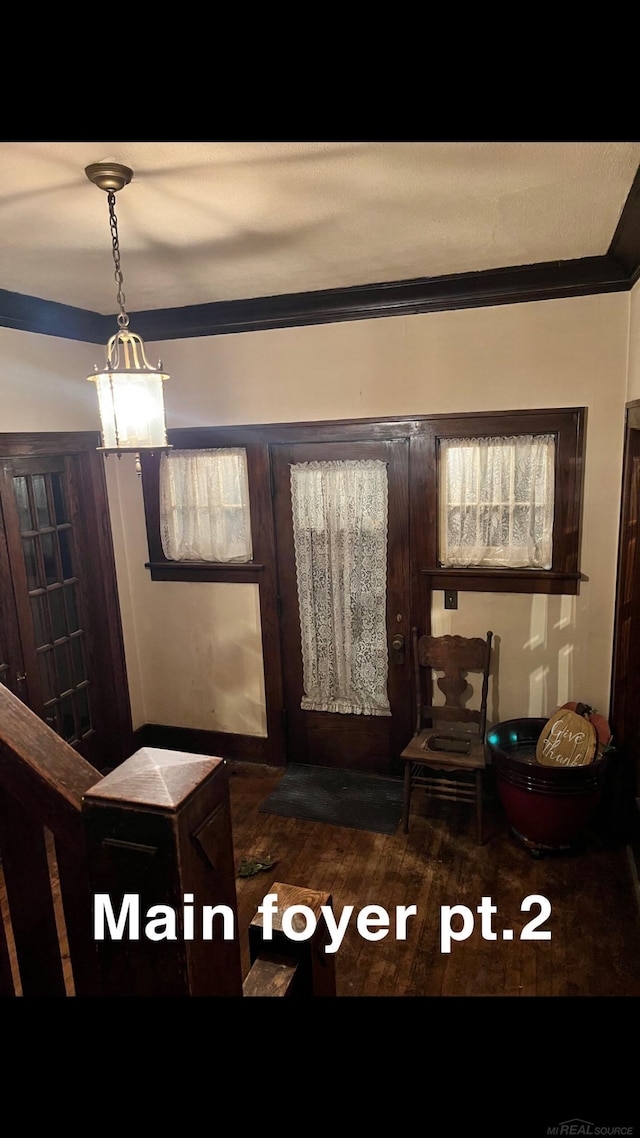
xmin=140 ymin=407 xmax=586 ymax=596
xmin=136 ymin=410 xmax=584 ymax=768
xmin=419 ymin=407 xmax=586 ymax=595
xmin=139 ymin=427 xmax=286 ymax=765
xmin=140 ymin=437 xmax=269 ymax=584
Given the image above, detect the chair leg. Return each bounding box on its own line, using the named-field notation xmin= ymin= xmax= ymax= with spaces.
xmin=402 ymin=762 xmax=412 ymax=833
xmin=476 ymin=771 xmax=483 ymax=845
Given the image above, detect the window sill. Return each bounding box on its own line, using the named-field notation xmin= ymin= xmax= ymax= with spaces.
xmin=145 ymin=561 xmax=265 ymax=583
xmin=423 ymin=568 xmax=583 ymax=595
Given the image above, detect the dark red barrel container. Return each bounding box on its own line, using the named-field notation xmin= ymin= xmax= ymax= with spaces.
xmin=486 ymin=717 xmax=610 ymax=853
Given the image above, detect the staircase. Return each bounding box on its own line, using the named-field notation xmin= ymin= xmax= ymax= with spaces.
xmin=0 ymin=683 xmax=335 ymax=997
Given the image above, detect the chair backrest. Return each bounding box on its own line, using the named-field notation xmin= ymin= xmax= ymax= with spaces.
xmin=412 ymin=629 xmax=493 ymax=735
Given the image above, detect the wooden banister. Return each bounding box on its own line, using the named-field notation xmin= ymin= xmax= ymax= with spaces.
xmin=0 ymin=682 xmax=101 ymax=827
xmin=244 ymin=882 xmax=337 ymax=997
xmin=0 ymin=684 xmax=336 ymax=998
xmin=82 ymin=745 xmax=244 ymax=997
xmin=0 ymin=683 xmax=102 ymax=995
xmin=243 ymin=952 xmax=301 ymax=997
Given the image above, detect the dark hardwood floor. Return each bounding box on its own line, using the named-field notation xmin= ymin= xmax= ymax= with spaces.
xmin=2 ymin=760 xmax=639 ymax=998
xmin=229 ymin=762 xmax=640 ymax=998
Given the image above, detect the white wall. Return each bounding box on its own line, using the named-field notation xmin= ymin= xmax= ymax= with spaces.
xmin=107 ymin=452 xmax=266 ymax=733
xmin=142 ymin=292 xmax=629 ymax=727
xmin=0 ymin=326 xmax=99 ymax=431
xmin=0 ymin=290 xmax=632 ymax=738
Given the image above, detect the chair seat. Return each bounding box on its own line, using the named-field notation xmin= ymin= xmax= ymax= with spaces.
xmin=401 ymin=729 xmax=487 ymax=771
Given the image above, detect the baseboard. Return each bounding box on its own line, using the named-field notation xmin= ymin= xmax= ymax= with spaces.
xmin=132 ymin=723 xmax=276 ymax=766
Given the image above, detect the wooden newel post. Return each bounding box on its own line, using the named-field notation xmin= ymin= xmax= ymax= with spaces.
xmin=244 ymin=882 xmax=337 ymax=997
xmin=82 ymin=747 xmax=243 ymax=997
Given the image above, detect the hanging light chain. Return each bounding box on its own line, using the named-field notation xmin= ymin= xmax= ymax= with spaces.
xmin=85 ymin=159 xmax=171 ymax=459
xmin=107 ymin=190 xmax=130 ymax=329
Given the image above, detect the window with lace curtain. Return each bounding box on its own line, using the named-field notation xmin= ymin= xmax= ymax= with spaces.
xmin=140 ymin=408 xmax=584 ymax=594
xmin=439 ymin=434 xmax=555 ymax=569
xmin=159 ymin=448 xmax=253 ymax=563
xmin=426 ymin=408 xmax=584 ymax=594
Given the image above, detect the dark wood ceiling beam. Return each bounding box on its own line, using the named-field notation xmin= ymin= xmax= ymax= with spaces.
xmin=127 ymin=256 xmax=629 ymax=341
xmin=0 ymin=290 xmax=106 ymax=342
xmin=4 ymin=160 xmax=640 ymax=344
xmin=608 ymin=162 xmax=640 ymax=284
xmin=0 ymin=254 xmax=633 ymax=345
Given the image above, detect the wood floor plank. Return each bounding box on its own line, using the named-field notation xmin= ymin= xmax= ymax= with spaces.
xmin=3 ymin=759 xmax=640 ymax=999
xmin=229 ymin=765 xmax=640 ymax=998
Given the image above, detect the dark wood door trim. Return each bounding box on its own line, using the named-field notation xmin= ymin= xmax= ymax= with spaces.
xmin=610 ymin=401 xmax=640 ymax=755
xmin=0 ymin=510 xmax=24 ymax=699
xmin=75 ymin=448 xmax=135 ymax=764
xmin=271 ymin=438 xmax=413 ymax=774
xmin=0 ymin=460 xmax=49 ymax=716
xmin=609 ymin=401 xmax=640 ymax=840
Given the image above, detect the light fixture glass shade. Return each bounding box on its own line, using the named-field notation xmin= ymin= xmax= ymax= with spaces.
xmin=88 ymin=329 xmax=171 ymax=452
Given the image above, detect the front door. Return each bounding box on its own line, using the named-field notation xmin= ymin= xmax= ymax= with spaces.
xmin=0 ymin=439 xmax=132 ymax=771
xmin=272 ymin=438 xmax=412 ymax=776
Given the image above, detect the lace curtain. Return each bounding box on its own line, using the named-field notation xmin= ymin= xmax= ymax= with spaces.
xmin=160 ymin=448 xmax=253 ymax=562
xmin=439 ymin=435 xmax=555 ymax=568
xmin=291 ymin=459 xmax=391 ymax=716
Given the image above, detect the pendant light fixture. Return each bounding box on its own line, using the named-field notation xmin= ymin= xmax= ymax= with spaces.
xmin=85 ymin=160 xmax=171 ymax=460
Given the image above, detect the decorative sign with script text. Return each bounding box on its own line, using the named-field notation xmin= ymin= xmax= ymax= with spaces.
xmin=536 ymin=707 xmax=598 ymax=767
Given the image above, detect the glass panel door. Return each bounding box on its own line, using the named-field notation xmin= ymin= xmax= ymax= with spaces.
xmin=0 ymin=449 xmax=124 ymax=770
xmin=11 ymin=467 xmax=93 ymax=746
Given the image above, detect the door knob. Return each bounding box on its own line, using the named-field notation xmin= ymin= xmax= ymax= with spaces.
xmin=391 ymin=634 xmax=405 ymax=651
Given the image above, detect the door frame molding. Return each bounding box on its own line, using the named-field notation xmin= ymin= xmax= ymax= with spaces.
xmin=610 ymin=399 xmax=640 ymax=757
xmin=0 ymin=431 xmax=134 ymax=768
xmin=270 ymin=436 xmax=415 ymax=773
xmin=140 ymin=418 xmax=433 ymax=768
xmin=609 ymin=403 xmax=640 ymax=854
xmin=137 ymin=408 xmax=584 ymax=768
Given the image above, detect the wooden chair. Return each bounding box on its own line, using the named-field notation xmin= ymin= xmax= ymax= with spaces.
xmin=400 ymin=628 xmax=493 ymax=844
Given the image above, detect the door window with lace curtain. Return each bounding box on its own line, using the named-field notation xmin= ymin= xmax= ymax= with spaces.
xmin=290 ymin=459 xmax=391 ymax=716
xmin=160 ymin=448 xmax=253 ymax=562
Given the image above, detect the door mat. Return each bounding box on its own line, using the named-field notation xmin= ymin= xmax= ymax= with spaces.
xmin=258 ymin=764 xmax=404 ymax=835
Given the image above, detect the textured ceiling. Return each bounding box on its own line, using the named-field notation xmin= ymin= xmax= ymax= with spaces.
xmin=1 ymin=140 xmax=639 ymax=316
